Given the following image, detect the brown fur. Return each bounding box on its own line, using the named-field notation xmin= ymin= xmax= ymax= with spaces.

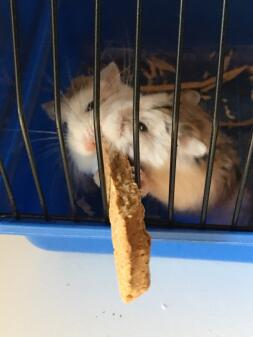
xmin=65 ymin=75 xmax=91 ymax=98
xmin=141 ymin=95 xmax=240 ymax=212
xmin=50 ymin=68 xmax=240 ymax=213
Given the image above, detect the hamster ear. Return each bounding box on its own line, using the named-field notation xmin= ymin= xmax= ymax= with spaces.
xmin=41 ymin=100 xmax=55 ymax=120
xmin=180 ymin=137 xmax=207 ymax=158
xmin=149 ymin=90 xmax=200 ymax=110
xmin=181 ymin=90 xmax=201 ymax=106
xmin=142 ymin=92 xmax=174 ymax=109
xmin=70 ymin=75 xmax=88 ymax=93
xmin=41 ymin=99 xmax=68 ymax=122
xmin=100 ymin=62 xmax=121 ymax=86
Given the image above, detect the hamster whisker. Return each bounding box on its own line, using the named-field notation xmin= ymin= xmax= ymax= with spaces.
xmin=33 ymin=142 xmax=59 ymax=153
xmin=35 ymin=145 xmax=60 ymax=161
xmin=31 ymin=138 xmax=58 ymax=144
xmin=39 ymin=145 xmax=59 ymax=155
xmin=0 ymin=128 xmax=58 ymax=135
xmin=28 ymin=129 xmax=57 ymax=134
xmin=39 ymin=150 xmax=60 ymax=163
xmin=31 ymin=137 xmax=59 ymax=143
xmin=33 ymin=139 xmax=68 ymax=159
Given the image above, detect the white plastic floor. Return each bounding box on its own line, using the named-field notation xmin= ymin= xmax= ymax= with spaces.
xmin=1 ymin=235 xmax=253 ymax=337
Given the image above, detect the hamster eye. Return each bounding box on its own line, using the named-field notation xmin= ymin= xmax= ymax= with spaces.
xmin=86 ymin=101 xmax=94 ymax=112
xmin=139 ymin=122 xmax=148 ymax=132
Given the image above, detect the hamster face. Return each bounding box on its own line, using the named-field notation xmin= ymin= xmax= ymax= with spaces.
xmin=101 ymin=93 xmax=172 ymax=168
xmin=42 ymin=62 xmax=131 ymax=174
xmin=101 ymin=91 xmax=209 ymax=169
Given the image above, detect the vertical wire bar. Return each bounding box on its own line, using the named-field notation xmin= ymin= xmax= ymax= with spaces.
xmin=93 ymin=0 xmax=108 ymax=218
xmin=50 ymin=0 xmax=76 ymax=217
xmin=9 ymin=0 xmax=48 ymax=217
xmin=232 ymin=132 xmax=253 ymax=226
xmin=0 ymin=160 xmax=18 ymax=218
xmin=168 ymin=0 xmax=185 ymax=222
xmin=132 ymin=0 xmax=142 ymax=187
xmin=200 ymin=0 xmax=228 ymax=225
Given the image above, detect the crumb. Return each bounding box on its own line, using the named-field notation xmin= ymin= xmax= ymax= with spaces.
xmin=161 ymin=303 xmax=168 ymax=310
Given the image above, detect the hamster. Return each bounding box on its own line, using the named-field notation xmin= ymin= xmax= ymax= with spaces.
xmin=101 ymin=89 xmax=241 ymax=213
xmin=42 ymin=62 xmax=132 ymax=179
xmin=42 ymin=61 xmax=241 ymax=216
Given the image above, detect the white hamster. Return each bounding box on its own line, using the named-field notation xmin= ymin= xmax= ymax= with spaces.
xmin=42 ymin=62 xmax=131 ymax=178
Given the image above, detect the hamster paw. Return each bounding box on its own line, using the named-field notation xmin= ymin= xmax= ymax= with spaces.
xmin=93 ymin=170 xmax=100 ymax=187
xmin=140 ymin=169 xmax=150 ymax=197
xmin=76 ymin=197 xmax=94 ymax=216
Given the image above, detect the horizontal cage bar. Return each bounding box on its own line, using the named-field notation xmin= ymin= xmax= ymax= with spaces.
xmin=1 ymin=212 xmax=253 ymax=233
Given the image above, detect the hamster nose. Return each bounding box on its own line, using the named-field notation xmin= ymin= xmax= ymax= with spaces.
xmin=84 ymin=139 xmax=96 ymax=153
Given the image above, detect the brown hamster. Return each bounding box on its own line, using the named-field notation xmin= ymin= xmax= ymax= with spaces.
xmin=102 ymin=89 xmax=240 ymax=213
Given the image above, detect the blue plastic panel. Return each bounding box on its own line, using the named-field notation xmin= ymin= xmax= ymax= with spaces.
xmin=1 ymin=219 xmax=253 ymax=262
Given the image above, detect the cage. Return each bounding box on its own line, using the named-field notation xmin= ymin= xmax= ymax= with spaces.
xmin=0 ymin=0 xmax=253 ymax=261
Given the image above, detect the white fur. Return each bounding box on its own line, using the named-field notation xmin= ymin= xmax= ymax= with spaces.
xmin=61 ymin=87 xmax=98 ymax=174
xmin=43 ymin=62 xmax=130 ymax=177
xmin=101 ymin=92 xmax=207 ymax=169
xmin=180 ymin=138 xmax=207 ymax=158
xmin=43 ymin=62 xmax=207 ymax=178
xmin=102 ymin=104 xmax=171 ymax=168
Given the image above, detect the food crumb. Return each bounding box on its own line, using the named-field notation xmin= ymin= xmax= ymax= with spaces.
xmin=161 ymin=303 xmax=168 ymax=310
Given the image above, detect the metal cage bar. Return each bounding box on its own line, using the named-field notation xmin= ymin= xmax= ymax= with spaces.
xmin=9 ymin=0 xmax=48 ymax=218
xmin=232 ymin=132 xmax=253 ymax=226
xmin=0 ymin=160 xmax=18 ymax=217
xmin=50 ymin=0 xmax=76 ymax=217
xmin=93 ymin=0 xmax=108 ymax=218
xmin=132 ymin=0 xmax=142 ymax=187
xmin=2 ymin=211 xmax=253 ymax=232
xmin=168 ymin=0 xmax=185 ymax=222
xmin=0 ymin=212 xmax=105 ymax=223
xmin=200 ymin=0 xmax=228 ymax=225
xmin=3 ymin=0 xmax=251 ymax=231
